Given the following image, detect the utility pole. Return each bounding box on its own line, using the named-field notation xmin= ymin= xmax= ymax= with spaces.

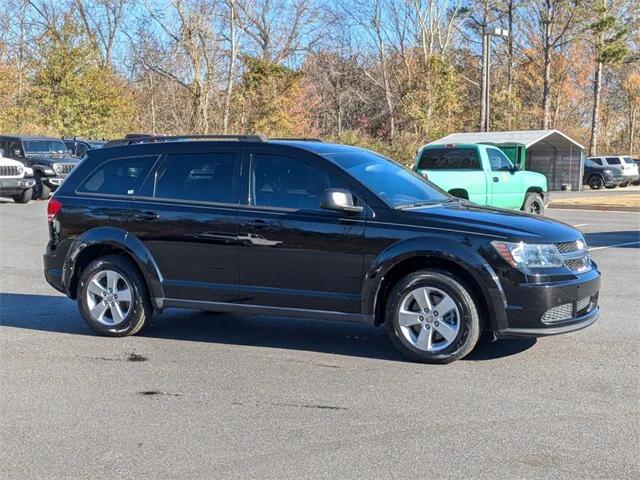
xmin=480 ymin=27 xmax=510 ymax=132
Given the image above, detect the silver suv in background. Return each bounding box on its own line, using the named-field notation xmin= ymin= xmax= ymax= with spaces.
xmin=585 ymin=156 xmax=640 ymax=187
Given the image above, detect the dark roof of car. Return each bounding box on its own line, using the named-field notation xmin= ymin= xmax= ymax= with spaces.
xmin=0 ymin=135 xmax=64 ymax=140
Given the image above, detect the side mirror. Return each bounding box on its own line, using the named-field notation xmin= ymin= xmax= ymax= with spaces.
xmin=14 ymin=149 xmax=23 ymax=158
xmin=510 ymin=164 xmax=520 ymax=174
xmin=320 ymin=188 xmax=364 ymax=214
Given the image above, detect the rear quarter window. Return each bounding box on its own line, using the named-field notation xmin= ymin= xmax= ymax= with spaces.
xmin=77 ymin=156 xmax=157 ymax=196
xmin=418 ymin=148 xmax=480 ymax=170
xmin=605 ymin=157 xmax=621 ymax=165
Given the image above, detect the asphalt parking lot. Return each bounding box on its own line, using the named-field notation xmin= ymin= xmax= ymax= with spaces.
xmin=1 ymin=201 xmax=639 ymax=479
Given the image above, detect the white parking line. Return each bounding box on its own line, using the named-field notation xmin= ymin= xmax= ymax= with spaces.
xmin=573 ymin=224 xmax=589 ymax=227
xmin=590 ymin=241 xmax=640 ymax=251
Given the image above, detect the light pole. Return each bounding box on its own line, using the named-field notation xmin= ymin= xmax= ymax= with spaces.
xmin=480 ymin=27 xmax=509 ymax=132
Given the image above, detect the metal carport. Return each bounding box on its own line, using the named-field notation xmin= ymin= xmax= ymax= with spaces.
xmin=429 ymin=130 xmax=584 ymax=191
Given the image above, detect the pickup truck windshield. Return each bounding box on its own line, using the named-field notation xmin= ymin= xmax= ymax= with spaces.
xmin=323 ymin=149 xmax=449 ymax=208
xmin=23 ymin=140 xmax=68 ymax=154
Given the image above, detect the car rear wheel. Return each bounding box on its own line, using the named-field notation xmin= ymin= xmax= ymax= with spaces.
xmin=12 ymin=188 xmax=32 ymax=203
xmin=77 ymin=255 xmax=152 ymax=337
xmin=33 ymin=174 xmax=51 ymax=200
xmin=385 ymin=269 xmax=481 ymax=364
xmin=588 ymin=175 xmax=604 ymax=190
xmin=619 ymin=182 xmax=628 ymax=188
xmin=523 ymin=192 xmax=545 ymax=215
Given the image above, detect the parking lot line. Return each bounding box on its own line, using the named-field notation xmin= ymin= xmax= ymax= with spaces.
xmin=573 ymin=223 xmax=589 ymax=227
xmin=590 ymin=241 xmax=640 ymax=251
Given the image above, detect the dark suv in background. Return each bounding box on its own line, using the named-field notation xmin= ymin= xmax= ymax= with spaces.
xmin=0 ymin=135 xmax=81 ymax=199
xmin=43 ymin=135 xmax=601 ymax=363
xmin=63 ymin=137 xmax=107 ymax=158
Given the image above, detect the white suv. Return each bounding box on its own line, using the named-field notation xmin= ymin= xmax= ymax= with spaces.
xmin=585 ymin=156 xmax=640 ymax=187
xmin=0 ymin=149 xmax=35 ymax=203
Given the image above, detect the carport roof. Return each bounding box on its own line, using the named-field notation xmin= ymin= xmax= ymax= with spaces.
xmin=428 ymin=129 xmax=584 ymax=150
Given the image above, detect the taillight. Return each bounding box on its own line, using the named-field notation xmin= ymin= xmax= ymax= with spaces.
xmin=48 ymin=198 xmax=62 ymax=223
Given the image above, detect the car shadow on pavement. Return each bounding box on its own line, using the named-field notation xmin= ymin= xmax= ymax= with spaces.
xmin=584 ymin=231 xmax=640 ymax=248
xmin=0 ymin=293 xmax=536 ymax=362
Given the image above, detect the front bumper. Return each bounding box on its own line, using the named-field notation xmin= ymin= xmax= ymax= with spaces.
xmin=0 ymin=177 xmax=36 ymax=195
xmin=495 ymin=268 xmax=601 ymax=338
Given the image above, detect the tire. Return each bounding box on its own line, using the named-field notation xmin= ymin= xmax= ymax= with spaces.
xmin=12 ymin=188 xmax=32 ymax=203
xmin=77 ymin=255 xmax=152 ymax=337
xmin=619 ymin=182 xmax=628 ymax=188
xmin=385 ymin=269 xmax=481 ymax=364
xmin=522 ymin=192 xmax=545 ymax=215
xmin=588 ymin=175 xmax=604 ymax=190
xmin=34 ymin=174 xmax=51 ymax=200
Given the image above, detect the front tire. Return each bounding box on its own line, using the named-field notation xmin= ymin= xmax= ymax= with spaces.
xmin=385 ymin=269 xmax=481 ymax=364
xmin=34 ymin=174 xmax=51 ymax=200
xmin=522 ymin=192 xmax=545 ymax=215
xmin=12 ymin=188 xmax=32 ymax=203
xmin=77 ymin=255 xmax=152 ymax=337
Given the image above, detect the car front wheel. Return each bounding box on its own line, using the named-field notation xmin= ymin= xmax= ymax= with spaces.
xmin=12 ymin=188 xmax=32 ymax=203
xmin=77 ymin=255 xmax=152 ymax=337
xmin=385 ymin=269 xmax=481 ymax=364
xmin=33 ymin=174 xmax=51 ymax=200
xmin=523 ymin=192 xmax=545 ymax=215
xmin=588 ymin=175 xmax=604 ymax=190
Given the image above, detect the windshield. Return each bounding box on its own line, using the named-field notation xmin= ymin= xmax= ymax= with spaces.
xmin=322 ymin=148 xmax=449 ymax=208
xmin=23 ymin=140 xmax=69 ymax=154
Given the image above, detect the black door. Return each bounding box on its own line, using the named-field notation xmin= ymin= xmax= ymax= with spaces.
xmin=236 ymin=149 xmax=365 ymax=313
xmin=130 ymin=150 xmax=242 ymax=302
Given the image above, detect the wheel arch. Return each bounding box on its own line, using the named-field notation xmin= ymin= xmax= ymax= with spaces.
xmin=63 ymin=227 xmax=164 ymax=305
xmin=362 ymin=239 xmax=504 ymax=331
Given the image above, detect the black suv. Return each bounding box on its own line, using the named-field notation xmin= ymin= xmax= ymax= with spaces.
xmin=43 ymin=135 xmax=601 ymax=363
xmin=0 ymin=135 xmax=81 ymax=199
xmin=63 ymin=137 xmax=107 ymax=158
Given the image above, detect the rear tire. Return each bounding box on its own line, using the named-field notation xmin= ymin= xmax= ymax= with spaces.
xmin=77 ymin=255 xmax=152 ymax=337
xmin=385 ymin=269 xmax=481 ymax=364
xmin=588 ymin=175 xmax=604 ymax=190
xmin=619 ymin=182 xmax=628 ymax=188
xmin=12 ymin=188 xmax=32 ymax=203
xmin=522 ymin=192 xmax=545 ymax=215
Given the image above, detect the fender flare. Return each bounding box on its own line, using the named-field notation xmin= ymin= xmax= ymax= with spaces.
xmin=62 ymin=226 xmax=164 ymax=302
xmin=361 ymin=237 xmax=506 ymax=330
xmin=31 ymin=164 xmax=55 ymax=176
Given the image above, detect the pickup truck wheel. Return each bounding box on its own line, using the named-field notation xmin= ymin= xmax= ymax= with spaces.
xmin=588 ymin=175 xmax=604 ymax=190
xmin=77 ymin=255 xmax=152 ymax=337
xmin=33 ymin=174 xmax=51 ymax=200
xmin=523 ymin=192 xmax=544 ymax=215
xmin=385 ymin=269 xmax=481 ymax=364
xmin=12 ymin=188 xmax=32 ymax=203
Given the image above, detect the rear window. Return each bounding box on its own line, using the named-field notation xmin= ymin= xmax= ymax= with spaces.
xmin=418 ymin=148 xmax=480 ymax=170
xmin=78 ymin=156 xmax=157 ymax=196
xmin=606 ymin=157 xmax=621 ymax=165
xmin=622 ymin=157 xmax=633 ymax=164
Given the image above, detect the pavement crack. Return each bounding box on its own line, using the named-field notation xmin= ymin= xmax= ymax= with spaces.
xmin=232 ymin=400 xmax=346 ymax=411
xmin=137 ymin=390 xmax=182 ymax=397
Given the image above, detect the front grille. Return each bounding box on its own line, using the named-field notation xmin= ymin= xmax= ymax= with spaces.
xmin=541 ymin=302 xmax=573 ymax=323
xmin=555 ymin=241 xmax=578 ymax=253
xmin=541 ymin=294 xmax=596 ymax=324
xmin=55 ymin=163 xmax=75 ymax=175
xmin=0 ymin=165 xmax=20 ymax=177
xmin=565 ymin=258 xmax=589 ymax=271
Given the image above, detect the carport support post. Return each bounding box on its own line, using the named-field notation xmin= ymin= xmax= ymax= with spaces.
xmin=480 ymin=32 xmax=488 ymax=132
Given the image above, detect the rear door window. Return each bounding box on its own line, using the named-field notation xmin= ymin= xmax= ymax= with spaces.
xmin=154 ymin=153 xmax=238 ymax=204
xmin=605 ymin=157 xmax=621 ymax=165
xmin=418 ymin=148 xmax=480 ymax=170
xmin=78 ymin=156 xmax=157 ymax=196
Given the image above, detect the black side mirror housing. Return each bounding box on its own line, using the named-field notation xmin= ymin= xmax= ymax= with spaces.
xmin=510 ymin=164 xmax=521 ymax=174
xmin=320 ymin=188 xmax=364 ymax=214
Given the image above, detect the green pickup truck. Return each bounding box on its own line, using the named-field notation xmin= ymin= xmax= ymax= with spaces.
xmin=414 ymin=143 xmax=549 ymax=214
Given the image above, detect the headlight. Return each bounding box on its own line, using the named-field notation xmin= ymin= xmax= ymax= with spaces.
xmin=53 ymin=164 xmax=62 ymax=174
xmin=491 ymin=241 xmax=564 ymax=273
xmin=17 ymin=165 xmax=23 ymax=174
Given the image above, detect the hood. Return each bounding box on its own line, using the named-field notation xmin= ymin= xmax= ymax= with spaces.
xmin=399 ymin=200 xmax=581 ymax=244
xmin=27 ymin=154 xmax=80 ymax=165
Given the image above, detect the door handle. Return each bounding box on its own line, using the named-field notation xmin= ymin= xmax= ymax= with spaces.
xmin=493 ymin=177 xmax=499 ymax=182
xmin=132 ymin=211 xmax=159 ymax=221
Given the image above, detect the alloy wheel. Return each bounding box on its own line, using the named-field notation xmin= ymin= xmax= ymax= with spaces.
xmin=397 ymin=286 xmax=460 ymax=352
xmin=85 ymin=269 xmax=132 ymax=326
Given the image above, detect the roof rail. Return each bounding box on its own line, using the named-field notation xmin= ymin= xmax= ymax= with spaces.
xmin=270 ymin=137 xmax=323 ymax=142
xmin=104 ymin=133 xmax=267 ymax=148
